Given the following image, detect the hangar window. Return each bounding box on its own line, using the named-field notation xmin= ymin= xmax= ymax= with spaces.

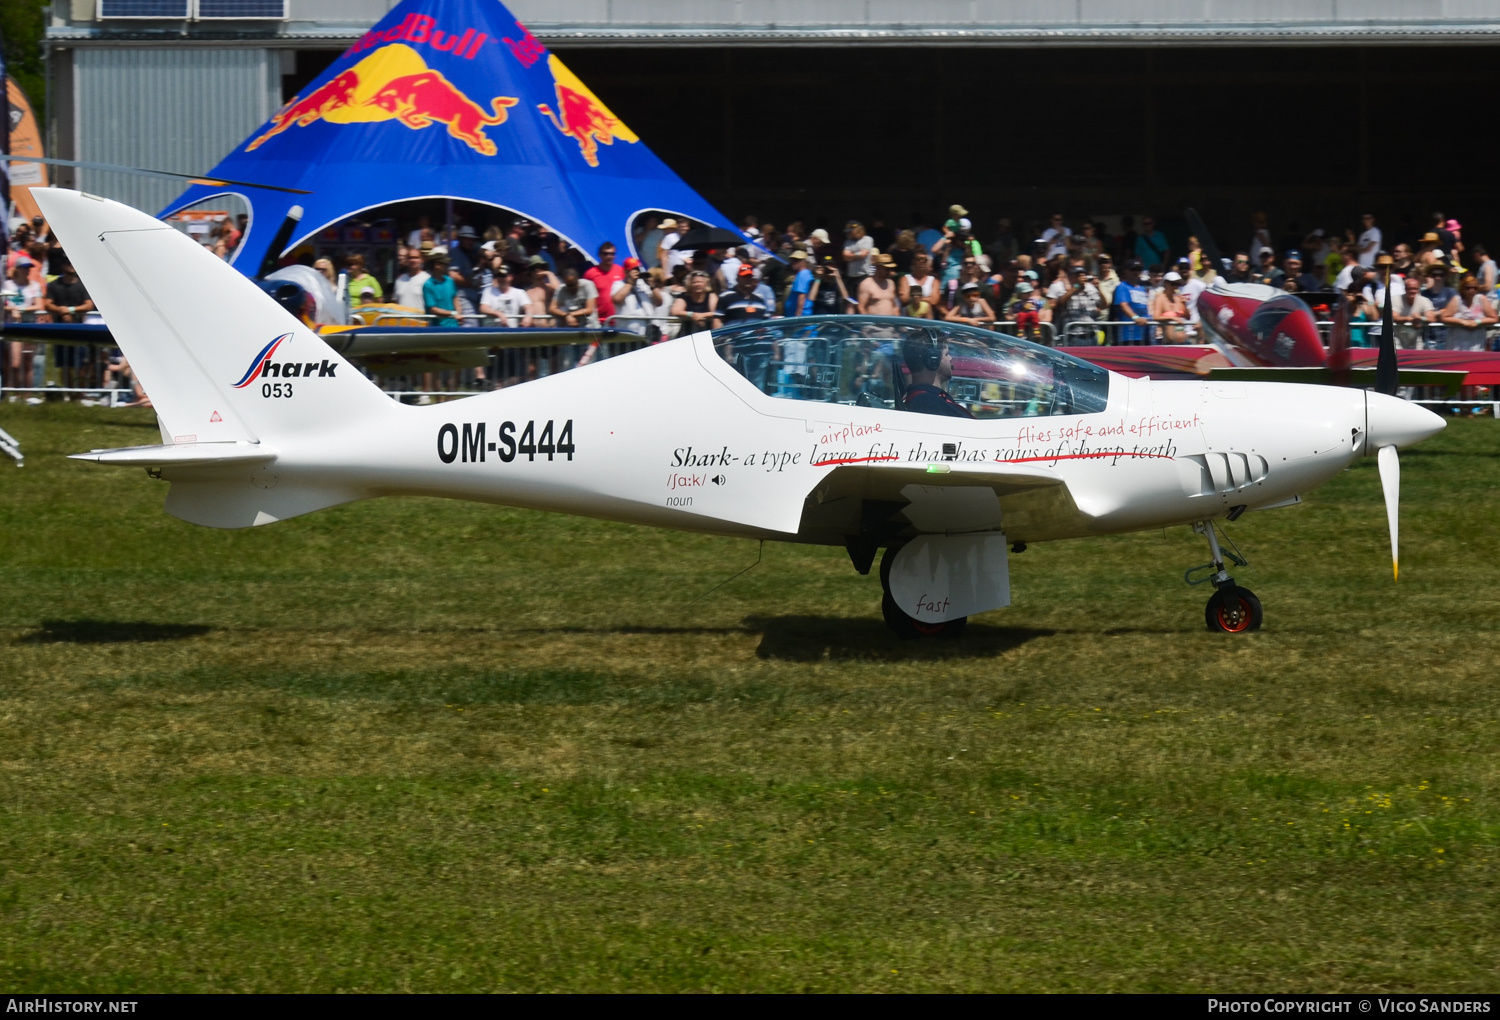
xmin=710 ymin=316 xmax=1110 ymax=419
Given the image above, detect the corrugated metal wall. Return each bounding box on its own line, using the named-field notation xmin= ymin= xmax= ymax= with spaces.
xmin=74 ymin=47 xmax=278 ymax=213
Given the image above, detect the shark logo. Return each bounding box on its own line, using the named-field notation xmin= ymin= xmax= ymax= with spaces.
xmin=233 ymin=334 xmax=291 ymax=389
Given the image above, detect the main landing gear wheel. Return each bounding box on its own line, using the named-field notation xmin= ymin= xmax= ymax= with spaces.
xmin=1205 ymin=585 xmax=1262 ymax=633
xmin=879 ymin=544 xmax=968 ymax=640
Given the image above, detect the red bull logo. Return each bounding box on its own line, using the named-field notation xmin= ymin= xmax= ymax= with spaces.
xmin=537 ymin=55 xmax=638 ymax=168
xmin=248 ymin=44 xmax=516 ymax=156
xmin=501 ymin=22 xmax=546 ymax=69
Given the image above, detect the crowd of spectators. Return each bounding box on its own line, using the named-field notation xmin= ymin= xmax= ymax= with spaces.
xmin=363 ymin=205 xmax=1499 ymax=352
xmin=7 ymin=202 xmax=1497 ymax=399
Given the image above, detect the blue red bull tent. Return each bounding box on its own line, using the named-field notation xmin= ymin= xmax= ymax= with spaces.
xmin=160 ymin=0 xmax=737 ymax=273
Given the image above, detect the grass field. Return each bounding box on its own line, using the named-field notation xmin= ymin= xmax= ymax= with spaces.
xmin=0 ymin=402 xmax=1497 ymax=993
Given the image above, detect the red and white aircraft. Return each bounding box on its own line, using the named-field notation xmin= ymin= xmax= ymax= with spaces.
xmin=40 ymin=188 xmax=1444 ymax=637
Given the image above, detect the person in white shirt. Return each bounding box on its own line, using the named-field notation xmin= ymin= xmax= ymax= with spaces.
xmin=659 ymin=219 xmax=686 ymax=274
xmin=479 ymin=264 xmax=532 ymax=326
xmin=2 ymin=258 xmax=44 ymax=322
xmin=1040 ymin=213 xmax=1069 ymax=260
xmin=392 ymin=250 xmax=430 ymax=309
xmin=1178 ymin=261 xmax=1208 ymax=323
xmin=1357 ymin=213 xmax=1382 ymax=268
xmin=611 ymin=257 xmax=664 ymax=336
xmin=1389 ymin=274 xmax=1435 ymax=349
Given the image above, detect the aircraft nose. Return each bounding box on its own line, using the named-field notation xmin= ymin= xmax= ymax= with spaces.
xmin=1366 ymin=391 xmax=1446 ymax=450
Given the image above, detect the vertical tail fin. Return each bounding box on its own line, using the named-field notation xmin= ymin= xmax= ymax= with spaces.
xmin=33 ymin=188 xmax=395 ymax=446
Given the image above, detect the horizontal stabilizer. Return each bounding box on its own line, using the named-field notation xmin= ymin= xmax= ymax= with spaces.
xmin=1206 ymin=366 xmax=1465 ymax=390
xmin=320 ymin=326 xmax=617 ymax=356
xmin=2 ymin=322 xmax=114 ymax=345
xmin=70 ymin=442 xmax=277 ymax=467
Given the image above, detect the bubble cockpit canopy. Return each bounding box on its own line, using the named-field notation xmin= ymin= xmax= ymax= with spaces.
xmin=709 ymin=316 xmax=1111 ymax=419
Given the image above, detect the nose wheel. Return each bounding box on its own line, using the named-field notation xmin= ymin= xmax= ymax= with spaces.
xmin=1188 ymin=521 xmax=1262 ymax=633
xmin=1205 ymin=585 xmax=1262 ymax=633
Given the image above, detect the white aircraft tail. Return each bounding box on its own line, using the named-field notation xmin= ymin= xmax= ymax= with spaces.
xmin=36 ymin=188 xmax=400 ymax=528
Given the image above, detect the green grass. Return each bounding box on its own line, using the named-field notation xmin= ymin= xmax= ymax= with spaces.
xmin=0 ymin=402 xmax=1497 ymax=992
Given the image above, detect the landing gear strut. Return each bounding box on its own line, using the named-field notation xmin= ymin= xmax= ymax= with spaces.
xmin=1188 ymin=521 xmax=1262 ymax=633
xmin=879 ymin=543 xmax=967 ymax=640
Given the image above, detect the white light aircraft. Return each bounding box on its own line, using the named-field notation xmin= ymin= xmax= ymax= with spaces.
xmin=39 ymin=188 xmax=1446 ymax=637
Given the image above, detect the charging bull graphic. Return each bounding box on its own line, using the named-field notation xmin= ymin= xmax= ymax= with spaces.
xmin=247 ymin=44 xmax=517 ymax=156
xmin=536 ymin=55 xmax=639 ymax=168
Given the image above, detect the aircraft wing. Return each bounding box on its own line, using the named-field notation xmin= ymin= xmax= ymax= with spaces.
xmin=1061 ymin=341 xmax=1495 ymax=388
xmin=1055 ymin=344 xmax=1234 ymax=379
xmin=1374 ymin=348 xmax=1500 ymax=386
xmin=802 ymin=461 xmax=1089 ymax=548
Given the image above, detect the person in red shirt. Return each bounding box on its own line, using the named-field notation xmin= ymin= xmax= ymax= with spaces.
xmin=583 ymin=241 xmax=626 ymax=326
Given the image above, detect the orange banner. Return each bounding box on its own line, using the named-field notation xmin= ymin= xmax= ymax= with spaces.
xmin=7 ymin=78 xmax=48 ymax=224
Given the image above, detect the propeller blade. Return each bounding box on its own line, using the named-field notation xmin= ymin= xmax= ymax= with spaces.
xmin=1377 ymin=444 xmax=1400 ymax=582
xmin=1376 ymin=263 xmax=1398 ymax=395
xmin=1185 ymin=208 xmax=1228 ymax=274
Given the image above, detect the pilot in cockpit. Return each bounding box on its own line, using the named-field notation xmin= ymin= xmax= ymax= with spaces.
xmin=901 ymin=336 xmax=975 ymax=418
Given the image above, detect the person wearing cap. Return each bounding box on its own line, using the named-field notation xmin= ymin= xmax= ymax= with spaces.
xmin=422 ymin=251 xmax=460 ymax=328
xmin=480 ymin=262 xmax=532 ymax=328
xmin=1253 ymin=248 xmax=1282 ymax=287
xmin=611 ymin=257 xmax=663 ymax=336
xmin=583 ymin=241 xmax=626 ymax=325
xmin=784 ymin=250 xmax=815 ymax=316
xmin=1178 ymin=258 xmax=1207 ymax=324
xmin=1150 ymin=271 xmax=1190 ymax=343
xmin=445 ymin=225 xmax=483 ymax=322
xmin=2 ymin=257 xmax=43 ymax=324
xmin=900 ymin=337 xmax=973 ymax=419
xmin=1054 ymin=264 xmax=1107 ymax=339
xmin=2 ymin=257 xmax=44 ymax=391
xmin=522 ymin=259 xmax=556 ymax=323
xmin=719 ymin=265 xmax=773 ymax=325
xmin=1112 ymin=259 xmax=1151 ymax=345
xmin=857 ymin=253 xmax=900 ymax=316
xmin=1283 ymin=252 xmax=1322 ymax=294
xmin=1007 ymin=280 xmax=1049 ymax=343
xmin=549 ymin=265 xmax=600 ymax=329
xmin=943 ymin=280 xmax=995 ymax=328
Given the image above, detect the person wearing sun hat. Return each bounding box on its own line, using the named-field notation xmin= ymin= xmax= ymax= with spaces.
xmin=784 ymin=249 xmax=815 ymax=316
xmin=657 ymin=218 xmax=683 ymax=274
